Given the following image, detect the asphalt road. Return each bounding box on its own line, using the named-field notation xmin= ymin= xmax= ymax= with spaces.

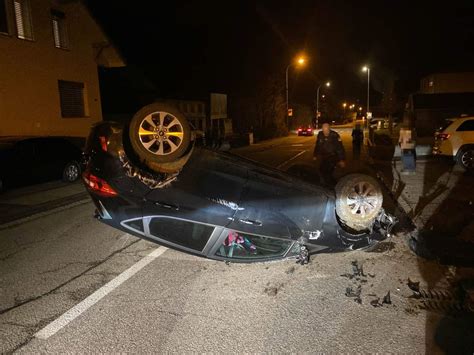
xmin=1 ymin=131 xmax=472 ymax=353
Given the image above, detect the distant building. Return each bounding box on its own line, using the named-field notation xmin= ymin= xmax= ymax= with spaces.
xmin=0 ymin=0 xmax=124 ymax=138
xmin=406 ymin=92 xmax=474 ymax=136
xmin=420 ymin=72 xmax=474 ymax=94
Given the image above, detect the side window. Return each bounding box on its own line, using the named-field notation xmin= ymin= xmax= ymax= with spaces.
xmin=0 ymin=0 xmax=9 ymax=34
xmin=58 ymin=80 xmax=86 ymax=118
xmin=13 ymin=0 xmax=33 ymax=40
xmin=456 ymin=120 xmax=474 ymax=132
xmin=215 ymin=230 xmax=292 ymax=259
xmin=51 ymin=9 xmax=68 ymax=49
xmin=149 ymin=217 xmax=214 ymax=251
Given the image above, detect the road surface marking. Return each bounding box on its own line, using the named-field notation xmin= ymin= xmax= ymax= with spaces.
xmin=35 ymin=246 xmax=168 ymax=340
xmin=276 ymin=150 xmax=307 ymax=169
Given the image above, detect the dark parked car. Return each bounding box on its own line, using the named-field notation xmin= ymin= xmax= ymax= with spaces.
xmin=0 ymin=136 xmax=84 ymax=191
xmin=82 ymin=103 xmax=396 ymax=263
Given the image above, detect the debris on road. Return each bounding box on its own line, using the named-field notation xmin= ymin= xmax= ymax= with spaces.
xmin=407 ymin=278 xmax=420 ymax=293
xmin=383 ymin=291 xmax=392 ymax=304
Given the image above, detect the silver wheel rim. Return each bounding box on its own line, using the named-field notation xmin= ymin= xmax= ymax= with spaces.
xmin=138 ymin=111 xmax=184 ymax=156
xmin=66 ymin=164 xmax=78 ymax=181
xmin=461 ymin=150 xmax=474 ymax=168
xmin=346 ymin=181 xmax=379 ymax=216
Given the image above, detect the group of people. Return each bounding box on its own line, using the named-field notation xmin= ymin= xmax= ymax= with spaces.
xmin=312 ymin=122 xmax=364 ymax=185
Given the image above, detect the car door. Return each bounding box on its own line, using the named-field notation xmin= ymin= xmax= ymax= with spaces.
xmin=144 ymin=149 xmax=248 ymax=228
xmin=10 ymin=139 xmax=38 ymax=186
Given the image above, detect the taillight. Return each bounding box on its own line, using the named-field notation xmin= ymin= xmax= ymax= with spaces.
xmin=298 ymin=128 xmax=302 ymax=131
xmin=82 ymin=171 xmax=117 ymax=197
xmin=437 ymin=133 xmax=451 ymax=141
xmin=307 ymin=129 xmax=312 ymax=132
xmin=99 ymin=136 xmax=108 ymax=152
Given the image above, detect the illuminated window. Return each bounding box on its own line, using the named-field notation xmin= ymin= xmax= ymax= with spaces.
xmin=58 ymin=80 xmax=85 ymax=118
xmin=14 ymin=0 xmax=33 ymax=40
xmin=51 ymin=9 xmax=68 ymax=49
xmin=0 ymin=0 xmax=9 ymax=34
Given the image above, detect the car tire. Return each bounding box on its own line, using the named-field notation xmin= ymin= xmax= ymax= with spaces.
xmin=457 ymin=146 xmax=474 ymax=170
xmin=335 ymin=174 xmax=383 ymax=232
xmin=129 ymin=103 xmax=191 ymax=167
xmin=62 ymin=161 xmax=81 ymax=182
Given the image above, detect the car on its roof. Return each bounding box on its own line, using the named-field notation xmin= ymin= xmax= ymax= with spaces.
xmin=433 ymin=116 xmax=474 ymax=170
xmin=82 ymin=103 xmax=396 ymax=263
xmin=0 ymin=136 xmax=84 ymax=192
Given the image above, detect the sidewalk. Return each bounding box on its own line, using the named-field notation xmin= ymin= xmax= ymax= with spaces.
xmin=0 ymin=181 xmax=89 ymax=226
xmin=370 ymin=153 xmax=474 ymax=265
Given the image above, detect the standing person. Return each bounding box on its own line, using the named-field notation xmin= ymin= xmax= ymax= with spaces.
xmin=313 ymin=122 xmax=346 ymax=185
xmin=351 ymin=123 xmax=364 ymax=159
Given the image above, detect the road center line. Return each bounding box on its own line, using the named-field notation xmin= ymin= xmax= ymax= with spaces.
xmin=35 ymin=246 xmax=168 ymax=340
xmin=276 ymin=150 xmax=307 ymax=169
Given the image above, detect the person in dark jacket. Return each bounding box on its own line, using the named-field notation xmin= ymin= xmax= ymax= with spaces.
xmin=313 ymin=122 xmax=346 ymax=185
xmin=351 ymin=124 xmax=364 ymax=159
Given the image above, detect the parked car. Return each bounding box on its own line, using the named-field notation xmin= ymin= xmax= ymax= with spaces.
xmin=0 ymin=136 xmax=84 ymax=191
xmin=297 ymin=126 xmax=314 ymax=136
xmin=433 ymin=116 xmax=474 ymax=170
xmin=82 ymin=103 xmax=396 ymax=263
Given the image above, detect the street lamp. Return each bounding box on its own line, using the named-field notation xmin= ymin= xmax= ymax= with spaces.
xmin=342 ymin=102 xmax=347 ymax=120
xmin=286 ymin=55 xmax=306 ymax=128
xmin=362 ymin=65 xmax=371 ymax=125
xmin=316 ymin=81 xmax=330 ymax=129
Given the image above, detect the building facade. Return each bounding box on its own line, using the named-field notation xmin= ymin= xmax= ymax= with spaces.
xmin=420 ymin=72 xmax=474 ymax=94
xmin=0 ymin=0 xmax=124 ymax=138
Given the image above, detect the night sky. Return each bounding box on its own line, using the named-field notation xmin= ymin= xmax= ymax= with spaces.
xmin=86 ymin=1 xmax=474 ymax=108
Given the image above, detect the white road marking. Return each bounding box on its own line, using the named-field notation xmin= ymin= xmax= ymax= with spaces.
xmin=276 ymin=150 xmax=307 ymax=169
xmin=35 ymin=246 xmax=168 ymax=340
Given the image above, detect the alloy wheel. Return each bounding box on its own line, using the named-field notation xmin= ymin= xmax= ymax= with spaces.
xmin=138 ymin=112 xmax=184 ymax=156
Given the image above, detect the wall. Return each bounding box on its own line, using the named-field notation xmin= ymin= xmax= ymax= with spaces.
xmin=0 ymin=0 xmax=116 ymax=137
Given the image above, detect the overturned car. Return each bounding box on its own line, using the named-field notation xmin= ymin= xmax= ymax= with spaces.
xmin=82 ymin=103 xmax=396 ymax=263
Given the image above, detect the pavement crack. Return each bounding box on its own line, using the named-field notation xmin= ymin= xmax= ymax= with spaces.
xmin=0 ymin=239 xmax=140 ymax=316
xmin=38 ymin=261 xmax=99 ymax=275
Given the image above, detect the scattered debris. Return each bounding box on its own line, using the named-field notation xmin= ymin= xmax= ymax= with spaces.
xmin=370 ymin=298 xmax=381 ymax=307
xmin=264 ymin=284 xmax=283 ymax=297
xmin=345 ymin=285 xmax=362 ymax=298
xmin=383 ymin=291 xmax=392 ymax=305
xmin=345 ymin=285 xmax=362 ymax=304
xmin=351 ymin=260 xmax=366 ymax=277
xmin=407 ymin=278 xmax=420 ymax=293
xmin=285 ymin=266 xmax=296 ymax=275
xmin=368 ymin=273 xmax=376 ymax=278
xmin=295 ymin=244 xmax=310 ymax=265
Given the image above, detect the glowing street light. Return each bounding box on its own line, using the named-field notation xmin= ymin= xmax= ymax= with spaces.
xmin=286 ymin=54 xmax=308 ymax=128
xmin=316 ymin=81 xmax=331 ymax=128
xmin=362 ymin=65 xmax=371 ymax=125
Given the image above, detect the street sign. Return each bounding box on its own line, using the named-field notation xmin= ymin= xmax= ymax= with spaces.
xmin=288 ymin=108 xmax=293 ymax=117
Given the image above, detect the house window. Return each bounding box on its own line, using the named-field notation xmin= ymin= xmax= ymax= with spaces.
xmin=58 ymin=80 xmax=85 ymax=118
xmin=51 ymin=9 xmax=67 ymax=49
xmin=0 ymin=0 xmax=9 ymax=34
xmin=14 ymin=0 xmax=33 ymax=40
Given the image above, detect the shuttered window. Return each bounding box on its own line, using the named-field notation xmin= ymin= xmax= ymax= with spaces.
xmin=14 ymin=0 xmax=33 ymax=40
xmin=58 ymin=80 xmax=85 ymax=118
xmin=0 ymin=0 xmax=9 ymax=34
xmin=51 ymin=9 xmax=68 ymax=49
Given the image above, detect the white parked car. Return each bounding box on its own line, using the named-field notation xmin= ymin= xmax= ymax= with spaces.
xmin=433 ymin=116 xmax=474 ymax=170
